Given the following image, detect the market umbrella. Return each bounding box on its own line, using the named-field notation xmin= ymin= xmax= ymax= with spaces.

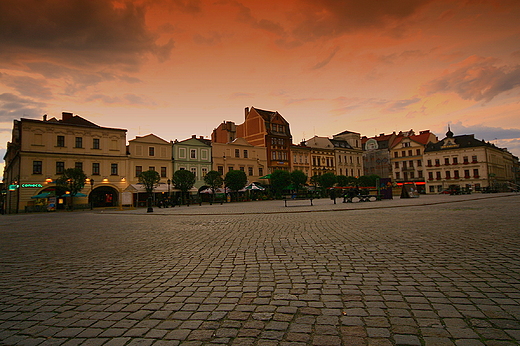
xmin=244 ymin=183 xmax=265 ymax=190
xmin=259 ymin=174 xmax=271 ymax=179
xmin=31 ymin=192 xmax=51 ymax=199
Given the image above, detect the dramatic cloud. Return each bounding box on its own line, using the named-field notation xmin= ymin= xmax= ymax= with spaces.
xmin=311 ymin=47 xmax=340 ymax=70
xmin=450 ymin=121 xmax=520 ymax=141
xmin=422 ymin=56 xmax=520 ymax=102
xmin=385 ymin=97 xmax=421 ymax=112
xmin=0 ymin=73 xmax=53 ymax=99
xmin=0 ymin=0 xmax=173 ymax=66
xmin=0 ymin=93 xmax=46 ymax=121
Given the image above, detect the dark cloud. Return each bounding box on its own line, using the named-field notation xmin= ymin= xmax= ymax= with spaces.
xmin=0 ymin=0 xmax=173 ymax=66
xmin=0 ymin=73 xmax=53 ymax=99
xmin=385 ymin=97 xmax=421 ymax=112
xmin=422 ymin=56 xmax=520 ymax=102
xmin=0 ymin=93 xmax=46 ymax=121
xmin=450 ymin=121 xmax=520 ymax=141
xmin=311 ymin=47 xmax=340 ymax=70
xmin=86 ymin=93 xmax=157 ymax=107
xmin=290 ymin=0 xmax=433 ymax=43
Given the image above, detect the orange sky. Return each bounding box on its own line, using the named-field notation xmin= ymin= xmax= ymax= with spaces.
xmin=1 ymin=0 xmax=520 ymax=174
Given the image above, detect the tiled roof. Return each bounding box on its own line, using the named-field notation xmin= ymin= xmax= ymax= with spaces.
xmin=425 ymin=134 xmax=501 ymax=152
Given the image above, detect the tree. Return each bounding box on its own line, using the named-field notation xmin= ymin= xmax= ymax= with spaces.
xmin=310 ymin=174 xmax=320 ymax=188
xmin=55 ymin=168 xmax=87 ymax=210
xmin=319 ymin=172 xmax=337 ymax=189
xmin=290 ymin=170 xmax=308 ymax=194
xmin=358 ymin=174 xmax=380 ymax=188
xmin=173 ymin=169 xmax=196 ymax=205
xmin=204 ymin=170 xmax=223 ymax=203
xmin=224 ymin=170 xmax=247 ymax=201
xmin=271 ymin=170 xmax=291 ymax=197
xmin=138 ymin=170 xmax=160 ymax=212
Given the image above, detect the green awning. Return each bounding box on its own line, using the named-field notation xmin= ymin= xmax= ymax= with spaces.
xmin=259 ymin=174 xmax=272 ymax=179
xmin=31 ymin=192 xmax=51 ymax=199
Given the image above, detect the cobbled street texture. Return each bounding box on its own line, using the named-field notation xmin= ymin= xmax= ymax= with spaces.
xmin=1 ymin=194 xmax=519 ymax=346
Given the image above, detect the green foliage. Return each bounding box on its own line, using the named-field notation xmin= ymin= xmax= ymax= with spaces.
xmin=173 ymin=169 xmax=196 ymax=193
xmin=357 ymin=174 xmax=380 ymax=187
xmin=310 ymin=174 xmax=320 ymax=187
xmin=318 ymin=172 xmax=337 ymax=189
xmin=55 ymin=168 xmax=87 ymax=210
xmin=271 ymin=170 xmax=291 ymax=195
xmin=56 ymin=168 xmax=87 ymax=196
xmin=224 ymin=170 xmax=247 ymax=192
xmin=138 ymin=170 xmax=161 ymax=195
xmin=337 ymin=175 xmax=358 ymax=187
xmin=204 ymin=170 xmax=223 ymax=192
xmin=290 ymin=170 xmax=308 ymax=193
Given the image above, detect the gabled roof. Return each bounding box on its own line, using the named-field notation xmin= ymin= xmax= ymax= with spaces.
xmin=21 ymin=116 xmax=125 ymax=132
xmin=129 ymin=134 xmax=169 ymax=144
xmin=305 ymin=136 xmax=334 ymax=149
xmin=391 ymin=130 xmax=435 ymax=148
xmin=425 ymin=134 xmax=503 ymax=152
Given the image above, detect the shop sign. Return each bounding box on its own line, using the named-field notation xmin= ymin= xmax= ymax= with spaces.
xmin=9 ymin=184 xmax=19 ymax=191
xmin=21 ymin=183 xmax=43 ymax=188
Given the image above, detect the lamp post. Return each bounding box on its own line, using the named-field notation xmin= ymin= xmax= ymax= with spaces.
xmin=90 ymin=178 xmax=95 ymax=210
xmin=167 ymin=179 xmax=171 ymax=207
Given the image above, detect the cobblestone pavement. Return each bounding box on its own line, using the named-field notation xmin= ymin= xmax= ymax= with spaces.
xmin=1 ymin=193 xmax=519 ymax=346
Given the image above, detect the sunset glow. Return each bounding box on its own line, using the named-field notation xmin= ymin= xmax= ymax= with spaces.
xmin=1 ymin=0 xmax=520 ymax=174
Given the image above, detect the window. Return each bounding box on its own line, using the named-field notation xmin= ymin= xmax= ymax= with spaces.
xmin=463 ymin=156 xmax=469 ymax=164
xmin=416 ymin=149 xmax=421 ymax=156
xmin=444 ymin=158 xmax=450 ymax=165
xmin=410 ymin=171 xmax=415 ymax=179
xmin=33 ymin=161 xmax=42 ymax=174
xmin=111 ymin=163 xmax=118 ymax=175
xmin=409 ymin=160 xmax=414 ymax=167
xmin=202 ymin=167 xmax=208 ymax=177
xmin=452 ymin=157 xmax=458 ymax=165
xmin=428 ymin=172 xmax=434 ymax=180
xmin=429 ymin=186 xmax=435 ymax=193
xmin=259 ymin=167 xmax=263 ymax=176
xmin=401 ymin=151 xmax=406 ymax=157
xmin=228 ymin=166 xmax=233 ymax=172
xmin=136 ymin=166 xmax=143 ymax=177
xmin=93 ymin=138 xmax=100 ymax=149
xmin=473 ymin=168 xmax=479 ymax=177
xmin=435 ymin=159 xmax=440 ymax=166
xmin=402 ymin=161 xmax=407 ymax=169
xmin=394 ymin=152 xmax=398 ymax=158
xmin=395 ymin=162 xmax=399 ymax=169
xmin=56 ymin=161 xmax=65 ymax=174
xmin=243 ymin=150 xmax=248 ymax=158
xmin=217 ymin=166 xmax=224 ymax=175
xmin=395 ymin=172 xmax=400 ymax=179
xmin=161 ymin=167 xmax=167 ymax=178
xmin=248 ymin=167 xmax=253 ymax=176
xmin=239 ymin=166 xmax=245 ymax=172
xmin=235 ymin=149 xmax=240 ymax=158
xmin=149 ymin=147 xmax=155 ymax=157
xmin=446 ymin=171 xmax=451 ymax=179
xmin=418 ymin=170 xmax=423 ymax=178
xmin=408 ymin=150 xmax=412 ymax=156
xmin=75 ymin=137 xmax=83 ymax=148
xmin=417 ymin=160 xmax=422 ymax=167
xmin=191 ymin=167 xmax=197 ymax=177
xmin=190 ymin=149 xmax=196 ymax=159
xmin=464 ymin=169 xmax=470 ymax=178
xmin=57 ymin=135 xmax=65 ymax=147
xmin=436 ymin=171 xmax=441 ymax=180
xmin=472 ymin=155 xmax=477 ymax=163
xmin=454 ymin=170 xmax=459 ymax=179
xmin=92 ymin=163 xmax=100 ymax=175
xmin=149 ymin=166 xmax=155 ymax=171
xmin=272 ymin=152 xmax=276 ymax=160
xmin=75 ymin=162 xmax=83 ymax=171
xmin=427 ymin=159 xmax=432 ymax=167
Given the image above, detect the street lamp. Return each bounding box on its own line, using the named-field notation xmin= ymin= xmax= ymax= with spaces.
xmin=167 ymin=179 xmax=171 ymax=207
xmin=90 ymin=178 xmax=95 ymax=210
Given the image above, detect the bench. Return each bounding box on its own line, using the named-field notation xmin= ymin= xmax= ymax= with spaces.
xmin=283 ymin=194 xmax=314 ymax=207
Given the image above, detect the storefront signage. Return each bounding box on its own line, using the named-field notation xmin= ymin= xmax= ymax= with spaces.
xmin=9 ymin=184 xmax=19 ymax=191
xmin=21 ymin=183 xmax=43 ymax=188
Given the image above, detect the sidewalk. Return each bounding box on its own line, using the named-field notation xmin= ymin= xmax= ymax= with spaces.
xmin=112 ymin=192 xmax=520 ymax=216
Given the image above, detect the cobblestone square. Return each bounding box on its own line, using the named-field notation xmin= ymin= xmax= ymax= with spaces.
xmin=1 ymin=194 xmax=519 ymax=345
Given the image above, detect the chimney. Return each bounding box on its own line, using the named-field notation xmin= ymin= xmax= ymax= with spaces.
xmin=62 ymin=112 xmax=73 ymax=121
xmin=43 ymin=114 xmax=47 ymax=121
xmin=192 ymin=135 xmax=196 ymax=139
xmin=245 ymin=107 xmax=249 ymax=118
xmin=199 ymin=136 xmax=203 ymax=139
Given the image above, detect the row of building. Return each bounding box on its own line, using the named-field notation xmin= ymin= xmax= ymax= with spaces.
xmin=2 ymin=107 xmax=519 ymax=213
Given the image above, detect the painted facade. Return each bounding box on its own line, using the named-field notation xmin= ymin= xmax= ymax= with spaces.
xmin=173 ymin=135 xmax=212 ymax=189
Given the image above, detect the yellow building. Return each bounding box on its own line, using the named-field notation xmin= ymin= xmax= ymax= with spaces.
xmin=3 ymin=112 xmax=127 ymax=213
xmin=290 ymin=143 xmax=312 ymax=179
xmin=424 ymin=129 xmax=517 ymax=193
xmin=211 ymin=138 xmax=267 ymax=183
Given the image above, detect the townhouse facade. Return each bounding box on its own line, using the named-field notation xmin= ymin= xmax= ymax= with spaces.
xmin=3 ymin=112 xmax=128 ymax=213
xmin=305 ymin=136 xmax=336 ymax=177
xmin=424 ymin=129 xmax=517 ymax=193
xmin=212 ymin=107 xmax=292 ymax=173
xmin=211 ymin=138 xmax=268 ymax=183
xmin=173 ymin=135 xmax=212 ymax=189
xmin=290 ymin=143 xmax=312 ymax=178
xmin=331 ymin=130 xmax=364 ymax=177
xmin=389 ymin=130 xmax=438 ymax=193
xmin=362 ymin=132 xmax=397 ymax=179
